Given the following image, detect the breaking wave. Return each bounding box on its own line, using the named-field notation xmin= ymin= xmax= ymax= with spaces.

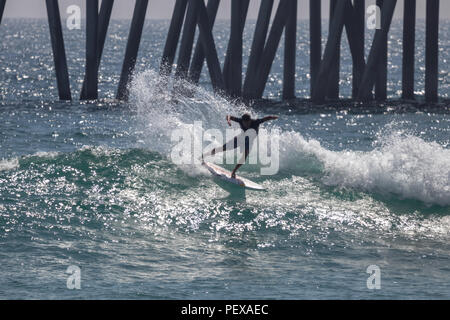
xmin=127 ymin=69 xmax=450 ymax=206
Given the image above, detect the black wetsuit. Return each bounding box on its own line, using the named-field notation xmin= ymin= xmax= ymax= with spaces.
xmin=229 ymin=116 xmax=265 ymax=134
xmin=223 ymin=117 xmax=266 ymax=153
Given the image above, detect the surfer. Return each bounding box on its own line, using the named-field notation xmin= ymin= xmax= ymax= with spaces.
xmin=202 ymin=113 xmax=278 ymax=178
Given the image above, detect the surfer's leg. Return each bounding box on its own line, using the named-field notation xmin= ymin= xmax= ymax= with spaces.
xmin=231 ymin=147 xmax=249 ymax=178
xmin=230 ymin=134 xmax=255 ymax=178
xmin=203 ymin=136 xmax=238 ymax=159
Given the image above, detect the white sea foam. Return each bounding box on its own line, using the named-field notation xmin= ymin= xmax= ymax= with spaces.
xmin=0 ymin=158 xmax=19 ymax=171
xmin=129 ymin=70 xmax=251 ymax=153
xmin=0 ymin=151 xmax=59 ymax=172
xmin=277 ymin=130 xmax=450 ymax=206
xmin=30 ymin=151 xmax=60 ymax=159
xmin=128 ymin=69 xmax=253 ymax=176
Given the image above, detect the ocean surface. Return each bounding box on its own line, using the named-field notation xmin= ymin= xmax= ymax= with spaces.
xmin=0 ymin=18 xmax=449 ymax=299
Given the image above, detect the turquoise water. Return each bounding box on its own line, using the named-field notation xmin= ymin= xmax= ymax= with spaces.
xmin=0 ymin=19 xmax=449 ymax=299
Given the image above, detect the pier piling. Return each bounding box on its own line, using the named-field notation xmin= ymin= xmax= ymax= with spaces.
xmin=0 ymin=0 xmax=5 ymax=25
xmin=45 ymin=0 xmax=71 ymax=100
xmin=116 ymin=0 xmax=149 ymax=100
xmin=402 ymin=0 xmax=416 ymax=100
xmin=223 ymin=0 xmax=249 ymax=97
xmin=312 ymin=0 xmax=346 ymax=103
xmin=174 ymin=0 xmax=199 ymax=80
xmin=309 ymin=0 xmax=321 ymax=98
xmin=253 ymin=0 xmax=290 ymax=99
xmin=160 ymin=0 xmax=188 ymax=76
xmin=327 ymin=0 xmax=341 ymax=100
xmin=425 ymin=0 xmax=439 ymax=102
xmin=196 ymin=0 xmax=225 ymax=92
xmin=357 ymin=0 xmax=397 ymax=101
xmin=282 ymin=0 xmax=297 ymax=100
xmin=375 ymin=0 xmax=388 ymax=100
xmin=188 ymin=0 xmax=220 ymax=84
xmin=350 ymin=0 xmax=365 ymax=99
xmin=243 ymin=0 xmax=274 ymax=100
xmin=85 ymin=0 xmax=99 ymax=100
xmin=81 ymin=0 xmax=114 ymax=100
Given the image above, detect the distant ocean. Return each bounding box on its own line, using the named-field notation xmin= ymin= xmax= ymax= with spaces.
xmin=0 ymin=19 xmax=449 ymax=299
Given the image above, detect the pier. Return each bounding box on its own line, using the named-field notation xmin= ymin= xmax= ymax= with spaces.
xmin=0 ymin=0 xmax=444 ymax=104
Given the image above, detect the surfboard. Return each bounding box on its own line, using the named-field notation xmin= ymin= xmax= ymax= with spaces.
xmin=202 ymin=161 xmax=266 ymax=191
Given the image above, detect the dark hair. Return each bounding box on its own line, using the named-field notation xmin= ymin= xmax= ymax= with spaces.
xmin=241 ymin=113 xmax=251 ymax=121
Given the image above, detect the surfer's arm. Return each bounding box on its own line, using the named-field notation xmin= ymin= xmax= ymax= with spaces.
xmin=226 ymin=115 xmax=240 ymax=126
xmin=259 ymin=115 xmax=279 ymax=123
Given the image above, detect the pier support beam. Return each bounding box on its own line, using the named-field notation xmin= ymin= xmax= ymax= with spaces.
xmin=243 ymin=0 xmax=274 ymax=99
xmin=174 ymin=0 xmax=199 ymax=80
xmin=254 ymin=0 xmax=290 ymax=99
xmin=0 ymin=0 xmax=6 ymax=25
xmin=357 ymin=0 xmax=397 ymax=101
xmin=160 ymin=0 xmax=188 ymax=75
xmin=164 ymin=0 xmax=223 ymax=93
xmin=85 ymin=0 xmax=98 ymax=100
xmin=223 ymin=0 xmax=249 ymax=97
xmin=402 ymin=0 xmax=415 ymax=100
xmin=81 ymin=0 xmax=114 ymax=100
xmin=196 ymin=0 xmax=225 ymax=92
xmin=327 ymin=0 xmax=340 ymax=100
xmin=283 ymin=0 xmax=297 ymax=100
xmin=375 ymin=0 xmax=387 ymax=100
xmin=312 ymin=0 xmax=346 ymax=103
xmin=188 ymin=0 xmax=220 ymax=84
xmin=349 ymin=0 xmax=365 ymax=99
xmin=45 ymin=0 xmax=71 ymax=100
xmin=309 ymin=0 xmax=321 ymax=98
xmin=425 ymin=0 xmax=439 ymax=102
xmin=116 ymin=0 xmax=148 ymax=100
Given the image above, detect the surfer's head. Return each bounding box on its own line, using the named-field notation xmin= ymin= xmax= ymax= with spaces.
xmin=241 ymin=113 xmax=252 ymax=129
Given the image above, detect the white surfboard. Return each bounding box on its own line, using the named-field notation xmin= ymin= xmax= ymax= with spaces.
xmin=202 ymin=161 xmax=266 ymax=191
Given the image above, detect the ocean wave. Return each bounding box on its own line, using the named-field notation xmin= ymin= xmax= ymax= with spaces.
xmin=128 ymin=69 xmax=450 ymax=206
xmin=276 ymin=130 xmax=450 ymax=206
